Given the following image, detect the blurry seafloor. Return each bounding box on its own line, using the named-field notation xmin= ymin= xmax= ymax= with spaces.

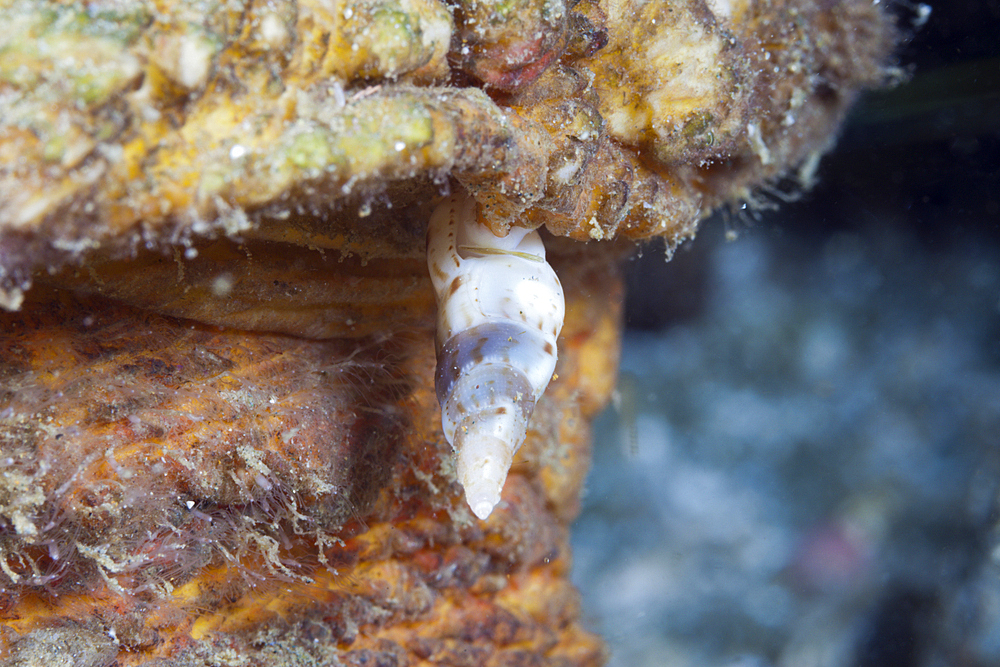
xmin=571 ymin=9 xmax=1000 ymax=666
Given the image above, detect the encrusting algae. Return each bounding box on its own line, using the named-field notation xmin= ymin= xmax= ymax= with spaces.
xmin=0 ymin=0 xmax=895 ymax=664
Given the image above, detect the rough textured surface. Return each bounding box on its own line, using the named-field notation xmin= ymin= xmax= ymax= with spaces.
xmin=0 ymin=0 xmax=894 ymax=309
xmin=0 ymin=0 xmax=896 ymax=663
xmin=0 ymin=244 xmax=622 ymax=666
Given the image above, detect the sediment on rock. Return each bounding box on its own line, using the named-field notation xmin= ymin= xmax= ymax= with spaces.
xmin=0 ymin=244 xmax=622 ymax=666
xmin=0 ymin=0 xmax=897 ymax=307
xmin=0 ymin=0 xmax=897 ymax=664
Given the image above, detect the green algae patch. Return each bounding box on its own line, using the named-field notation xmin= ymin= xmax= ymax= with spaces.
xmin=285 ymin=130 xmax=348 ymax=173
xmin=0 ymin=1 xmax=149 ymax=107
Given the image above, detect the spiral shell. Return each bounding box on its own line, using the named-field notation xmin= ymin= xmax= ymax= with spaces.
xmin=427 ymin=193 xmax=565 ymax=519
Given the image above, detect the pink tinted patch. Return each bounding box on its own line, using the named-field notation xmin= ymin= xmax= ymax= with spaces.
xmin=789 ymin=522 xmax=872 ymax=593
xmin=473 ymin=36 xmax=562 ymax=92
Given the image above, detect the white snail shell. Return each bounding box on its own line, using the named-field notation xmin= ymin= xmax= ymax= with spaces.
xmin=427 ymin=193 xmax=565 ymax=520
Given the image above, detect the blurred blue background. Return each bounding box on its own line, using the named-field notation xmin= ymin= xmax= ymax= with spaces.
xmin=572 ymin=4 xmax=1000 ymax=666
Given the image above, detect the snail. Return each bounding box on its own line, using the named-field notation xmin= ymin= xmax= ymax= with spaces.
xmin=427 ymin=193 xmax=565 ymax=519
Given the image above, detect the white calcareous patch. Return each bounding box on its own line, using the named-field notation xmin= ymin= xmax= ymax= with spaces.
xmin=427 ymin=193 xmax=565 ymax=520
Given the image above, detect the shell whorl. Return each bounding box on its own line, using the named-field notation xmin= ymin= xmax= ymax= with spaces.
xmin=427 ymin=193 xmax=565 ymax=519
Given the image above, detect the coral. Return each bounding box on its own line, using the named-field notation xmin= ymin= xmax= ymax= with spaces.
xmin=0 ymin=245 xmax=621 ymax=666
xmin=0 ymin=0 xmax=896 ymax=663
xmin=0 ymin=287 xmax=407 ymax=598
xmin=0 ymin=0 xmax=895 ymax=306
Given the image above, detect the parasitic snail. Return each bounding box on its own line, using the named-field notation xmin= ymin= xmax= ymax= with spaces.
xmin=427 ymin=192 xmax=565 ymax=519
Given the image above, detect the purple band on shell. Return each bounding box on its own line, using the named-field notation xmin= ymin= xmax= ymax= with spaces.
xmin=434 ymin=320 xmax=549 ymax=405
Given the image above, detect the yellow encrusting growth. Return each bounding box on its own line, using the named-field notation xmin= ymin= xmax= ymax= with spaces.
xmin=0 ymin=0 xmax=896 ymax=664
xmin=586 ymin=0 xmax=745 ymax=163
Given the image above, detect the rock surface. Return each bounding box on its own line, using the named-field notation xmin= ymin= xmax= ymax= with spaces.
xmin=0 ymin=0 xmax=896 ymax=663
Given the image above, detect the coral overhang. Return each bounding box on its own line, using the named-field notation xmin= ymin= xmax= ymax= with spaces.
xmin=0 ymin=0 xmax=896 ymax=663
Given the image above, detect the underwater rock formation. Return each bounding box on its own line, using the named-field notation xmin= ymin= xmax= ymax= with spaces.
xmin=0 ymin=0 xmax=895 ymax=663
xmin=0 ymin=245 xmax=619 ymax=665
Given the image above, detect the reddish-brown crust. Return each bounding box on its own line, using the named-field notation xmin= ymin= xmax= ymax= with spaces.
xmin=0 ymin=245 xmax=623 ymax=666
